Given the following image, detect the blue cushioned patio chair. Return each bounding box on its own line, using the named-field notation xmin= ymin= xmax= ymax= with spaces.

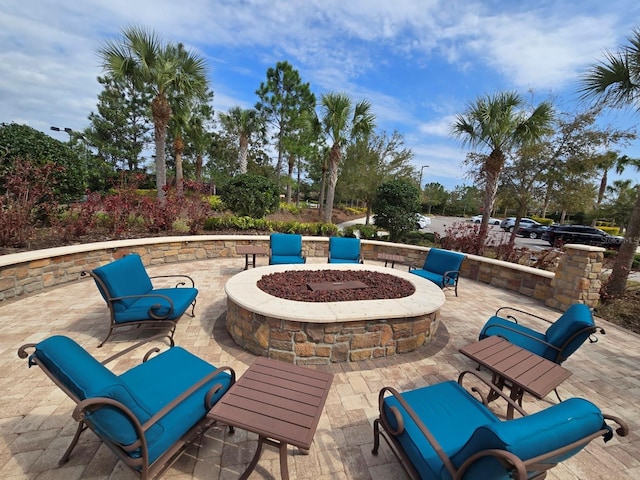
xmin=408 ymin=248 xmax=466 ymax=296
xmin=269 ymin=233 xmax=306 ymax=265
xmin=328 ymin=237 xmax=363 ymax=264
xmin=18 ymin=334 xmax=235 ymax=480
xmin=372 ymin=371 xmax=628 ymax=480
xmin=83 ymin=253 xmax=198 ymax=347
xmin=478 ymin=303 xmax=603 ymax=365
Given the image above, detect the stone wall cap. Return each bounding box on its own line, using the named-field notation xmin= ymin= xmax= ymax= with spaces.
xmin=562 ymin=244 xmax=606 ymax=253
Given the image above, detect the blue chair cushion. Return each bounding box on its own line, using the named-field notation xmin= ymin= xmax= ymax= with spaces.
xmin=382 ymin=381 xmax=499 ymax=479
xmin=545 ymin=303 xmax=595 ymax=357
xmin=270 ymin=234 xmax=302 ymax=257
xmin=329 ymin=237 xmax=361 ymax=263
xmin=479 ymin=316 xmax=550 ymax=359
xmin=31 ymin=335 xmax=119 ymax=400
xmin=32 ymin=336 xmax=155 ymax=448
xmin=32 ymin=336 xmax=233 ymax=465
xmin=450 ymin=398 xmax=607 ymax=478
xmin=410 ymin=268 xmax=452 ymax=287
xmin=423 ymin=248 xmax=465 ymax=276
xmin=270 ymin=255 xmax=306 ymax=265
xmin=111 ymin=287 xmax=198 ymax=324
xmin=119 ymin=346 xmax=233 ymax=464
xmin=92 ymin=254 xmax=153 ymax=311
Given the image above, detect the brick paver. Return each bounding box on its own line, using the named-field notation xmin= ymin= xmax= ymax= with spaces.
xmin=1 ymin=256 xmax=638 ymax=479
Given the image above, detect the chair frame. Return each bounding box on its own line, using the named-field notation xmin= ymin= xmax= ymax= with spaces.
xmin=486 ymin=306 xmax=605 ymax=364
xmin=17 ymin=334 xmax=236 ymax=480
xmin=82 ymin=268 xmax=197 ymax=347
xmin=372 ymin=370 xmax=628 ymax=480
xmin=408 ymin=248 xmax=465 ymax=296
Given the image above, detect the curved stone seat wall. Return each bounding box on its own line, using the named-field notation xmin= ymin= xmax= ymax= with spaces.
xmin=0 ymin=235 xmax=600 ymax=311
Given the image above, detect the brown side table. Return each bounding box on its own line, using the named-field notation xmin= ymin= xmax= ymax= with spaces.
xmin=208 ymin=357 xmax=333 ymax=480
xmin=377 ymin=252 xmax=405 ymax=268
xmin=236 ymin=245 xmax=267 ymax=270
xmin=459 ymin=336 xmax=572 ymax=419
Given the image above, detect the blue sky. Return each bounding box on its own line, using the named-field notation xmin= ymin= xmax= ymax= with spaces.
xmin=1 ymin=0 xmax=639 ymax=191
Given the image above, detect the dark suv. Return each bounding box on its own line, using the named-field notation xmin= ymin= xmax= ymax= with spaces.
xmin=541 ymin=225 xmax=623 ymax=249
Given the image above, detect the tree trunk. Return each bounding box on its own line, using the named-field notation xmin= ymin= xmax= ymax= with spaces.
xmin=174 ymin=136 xmax=185 ymax=199
xmin=597 ymin=170 xmax=608 ymax=206
xmin=605 ymin=185 xmax=640 ymax=296
xmin=295 ymin=157 xmax=301 ymax=206
xmin=152 ymin=94 xmax=171 ymax=202
xmin=195 ymin=154 xmax=203 ymax=182
xmin=322 ymin=144 xmax=341 ymax=223
xmin=286 ymin=155 xmax=295 ymax=203
xmin=318 ymin=161 xmax=327 ymax=218
xmin=238 ymin=135 xmax=248 ymax=174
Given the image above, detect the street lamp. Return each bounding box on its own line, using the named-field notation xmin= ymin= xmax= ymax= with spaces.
xmin=418 ymin=165 xmax=430 ymax=189
xmin=50 ymin=126 xmax=73 ymax=141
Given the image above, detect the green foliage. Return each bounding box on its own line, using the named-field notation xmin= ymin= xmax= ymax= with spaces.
xmin=279 ymin=202 xmax=302 ymax=215
xmin=0 ymin=123 xmax=86 ymax=202
xmin=372 ymin=179 xmax=420 ymax=242
xmin=208 ymin=195 xmax=224 ymax=211
xmin=203 ymin=215 xmax=338 ymax=236
xmin=531 ymin=216 xmax=555 ymax=225
xmin=599 ymin=226 xmax=621 ymax=235
xmin=342 ymin=224 xmax=379 ymax=239
xmin=219 ymin=174 xmax=280 ymax=218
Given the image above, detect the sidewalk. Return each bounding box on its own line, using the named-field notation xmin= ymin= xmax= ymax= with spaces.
xmin=1 ymin=256 xmax=638 ymax=479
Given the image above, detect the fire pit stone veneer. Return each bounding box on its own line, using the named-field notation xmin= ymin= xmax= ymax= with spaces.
xmin=225 ymin=263 xmax=446 ymax=364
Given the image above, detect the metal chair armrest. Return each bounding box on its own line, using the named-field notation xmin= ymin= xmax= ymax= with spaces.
xmin=457 ymin=370 xmax=528 ymax=417
xmin=149 ymin=274 xmax=196 ymax=288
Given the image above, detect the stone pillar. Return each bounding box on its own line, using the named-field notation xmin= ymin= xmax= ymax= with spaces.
xmin=547 ymin=244 xmax=604 ymax=311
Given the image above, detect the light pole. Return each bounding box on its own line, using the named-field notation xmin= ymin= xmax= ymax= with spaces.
xmin=50 ymin=126 xmax=73 ymax=142
xmin=418 ymin=165 xmax=430 ymax=189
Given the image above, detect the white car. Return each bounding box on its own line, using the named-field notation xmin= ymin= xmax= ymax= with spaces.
xmin=416 ymin=214 xmax=431 ymax=229
xmin=471 ymin=215 xmax=500 ymax=225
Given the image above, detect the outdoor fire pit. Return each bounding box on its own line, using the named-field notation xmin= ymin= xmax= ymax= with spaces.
xmin=225 ymin=263 xmax=446 ymax=364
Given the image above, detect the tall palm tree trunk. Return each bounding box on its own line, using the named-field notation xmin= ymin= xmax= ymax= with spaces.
xmin=152 ymin=95 xmax=171 ymax=201
xmin=238 ymin=135 xmax=248 ymax=174
xmin=322 ymin=144 xmax=341 ymax=223
xmin=606 ymin=185 xmax=640 ymax=296
xmin=195 ymin=154 xmax=203 ymax=182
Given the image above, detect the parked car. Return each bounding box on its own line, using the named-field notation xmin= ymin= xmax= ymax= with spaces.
xmin=517 ymin=224 xmax=550 ymax=239
xmin=415 ymin=214 xmax=431 ymax=229
xmin=541 ymin=225 xmax=623 ymax=249
xmin=500 ymin=217 xmax=540 ymax=232
xmin=471 ymin=214 xmax=500 ymax=225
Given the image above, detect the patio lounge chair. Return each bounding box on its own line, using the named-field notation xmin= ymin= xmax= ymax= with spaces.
xmin=328 ymin=237 xmax=363 ymax=263
xmin=409 ymin=248 xmax=465 ymax=296
xmin=269 ymin=233 xmax=306 ymax=265
xmin=17 ymin=334 xmax=235 ymax=480
xmin=372 ymin=371 xmax=628 ymax=480
xmin=478 ymin=303 xmax=603 ymax=364
xmin=83 ymin=253 xmax=198 ymax=347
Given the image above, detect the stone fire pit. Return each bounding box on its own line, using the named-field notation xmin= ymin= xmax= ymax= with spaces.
xmin=225 ymin=263 xmax=446 ymax=364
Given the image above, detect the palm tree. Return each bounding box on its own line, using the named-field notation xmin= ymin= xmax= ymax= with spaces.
xmin=451 ymin=91 xmax=553 ymax=248
xmin=218 ymin=107 xmax=262 ymax=174
xmin=580 ymin=27 xmax=640 ymax=296
xmin=98 ymin=27 xmax=207 ymax=200
xmin=312 ymin=92 xmax=376 ymax=223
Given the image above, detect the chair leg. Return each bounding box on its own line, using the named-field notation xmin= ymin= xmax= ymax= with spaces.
xmin=188 ymin=298 xmax=197 ymax=317
xmin=372 ymin=419 xmax=384 ymax=455
xmin=97 ymin=326 xmax=115 ymax=348
xmin=59 ymin=421 xmax=88 ymax=465
xmin=554 ymin=388 xmax=562 ymax=403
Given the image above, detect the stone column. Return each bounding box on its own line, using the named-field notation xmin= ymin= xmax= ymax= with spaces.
xmin=547 ymin=244 xmax=604 ymax=311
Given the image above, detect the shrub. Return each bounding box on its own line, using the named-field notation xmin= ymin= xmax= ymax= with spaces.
xmin=219 ymin=174 xmax=280 ymax=218
xmin=0 ymin=160 xmax=61 ymax=247
xmin=372 ymin=180 xmax=421 ymax=242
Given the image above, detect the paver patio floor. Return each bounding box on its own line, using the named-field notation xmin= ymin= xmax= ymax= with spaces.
xmin=1 ymin=256 xmax=638 ymax=479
